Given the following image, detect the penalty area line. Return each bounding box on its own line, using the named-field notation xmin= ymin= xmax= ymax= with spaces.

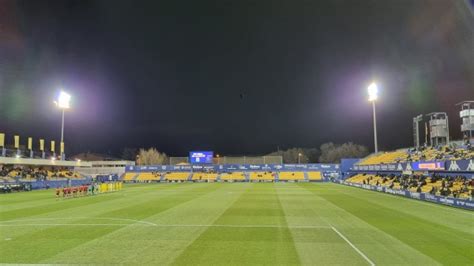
xmin=331 ymin=226 xmax=375 ymax=266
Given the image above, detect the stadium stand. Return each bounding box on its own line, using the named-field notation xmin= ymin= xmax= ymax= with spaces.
xmin=122 ymin=172 xmax=137 ymax=181
xmin=357 ymin=150 xmax=408 ymax=165
xmin=121 ymin=170 xmax=328 ymax=183
xmin=219 ymin=172 xmax=246 ymax=181
xmin=48 ymin=169 xmax=83 ymax=179
xmin=307 ymin=171 xmax=322 ymax=181
xmin=136 ymin=172 xmax=162 ymax=181
xmin=249 ymin=172 xmax=275 ymax=181
xmin=345 ymin=173 xmax=473 ymax=200
xmin=278 ymin=172 xmax=305 ymax=181
xmin=164 ymin=172 xmax=190 ymax=181
xmin=191 ymin=173 xmax=218 ymax=181
xmin=405 ymin=146 xmax=474 ymax=162
xmin=358 ymin=145 xmax=474 ymax=165
xmin=0 ymin=166 xmax=83 ymax=181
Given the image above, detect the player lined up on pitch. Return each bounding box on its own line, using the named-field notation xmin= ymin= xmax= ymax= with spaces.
xmin=55 ymin=181 xmax=122 ymax=199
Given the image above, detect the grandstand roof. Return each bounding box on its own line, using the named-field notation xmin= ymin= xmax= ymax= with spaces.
xmin=0 ymin=157 xmax=91 ymax=167
xmin=71 ymin=152 xmax=122 ymax=162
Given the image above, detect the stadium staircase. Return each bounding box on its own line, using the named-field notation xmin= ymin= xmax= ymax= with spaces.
xmin=133 ymin=174 xmax=140 ymax=181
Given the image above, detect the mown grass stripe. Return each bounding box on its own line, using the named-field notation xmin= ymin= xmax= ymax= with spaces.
xmin=0 ymin=183 xmax=193 ymax=219
xmin=1 ymin=183 xmax=472 ymax=265
xmin=304 ymin=183 xmax=474 ymax=265
xmin=297 ymin=183 xmax=441 ymax=265
xmin=331 ymin=226 xmax=375 ymax=266
xmin=0 ymin=184 xmax=218 ymax=263
xmin=275 ymin=183 xmax=371 ymax=265
xmin=171 ymin=183 xmax=301 ymax=266
xmin=41 ymin=183 xmax=249 ymax=265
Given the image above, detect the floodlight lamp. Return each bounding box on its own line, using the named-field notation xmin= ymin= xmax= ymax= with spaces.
xmin=56 ymin=91 xmax=71 ymax=109
xmin=368 ymin=82 xmax=378 ymax=102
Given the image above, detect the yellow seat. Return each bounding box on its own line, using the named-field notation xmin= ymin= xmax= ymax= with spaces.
xmin=307 ymin=171 xmax=322 ymax=181
xmin=165 ymin=172 xmax=190 ymax=181
xmin=220 ymin=172 xmax=245 ymax=181
xmin=136 ymin=172 xmax=161 ymax=181
xmin=279 ymin=172 xmax=305 ymax=181
xmin=122 ymin=173 xmax=137 ymax=181
xmin=191 ymin=173 xmax=218 ymax=181
xmin=358 ymin=150 xmax=408 ymax=165
xmin=250 ymin=172 xmax=274 ymax=181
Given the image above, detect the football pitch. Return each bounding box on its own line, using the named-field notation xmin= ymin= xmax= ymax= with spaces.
xmin=1 ymin=183 xmax=473 ymax=265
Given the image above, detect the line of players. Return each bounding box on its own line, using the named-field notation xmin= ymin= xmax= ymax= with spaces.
xmin=55 ymin=182 xmax=122 ymax=199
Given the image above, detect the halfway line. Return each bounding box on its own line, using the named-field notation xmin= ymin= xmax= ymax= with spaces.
xmin=0 ymin=223 xmax=331 ymax=229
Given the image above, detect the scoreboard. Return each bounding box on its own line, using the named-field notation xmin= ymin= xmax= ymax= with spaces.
xmin=189 ymin=151 xmax=214 ymax=164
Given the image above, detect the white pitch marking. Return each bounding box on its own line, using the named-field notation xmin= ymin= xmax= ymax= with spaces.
xmin=0 ymin=219 xmax=331 ymax=229
xmin=331 ymin=226 xmax=375 ymax=266
xmin=0 ymin=223 xmax=146 ymax=227
xmin=0 ymin=217 xmax=157 ymax=226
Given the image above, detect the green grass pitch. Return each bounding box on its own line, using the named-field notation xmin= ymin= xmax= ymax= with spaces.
xmin=1 ymin=182 xmax=473 ymax=265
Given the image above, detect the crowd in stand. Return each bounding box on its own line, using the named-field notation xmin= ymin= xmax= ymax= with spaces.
xmin=356 ymin=173 xmax=474 ymax=199
xmin=405 ymin=145 xmax=474 ymax=162
xmin=0 ymin=165 xmax=82 ymax=182
xmin=359 ymin=145 xmax=474 ymax=165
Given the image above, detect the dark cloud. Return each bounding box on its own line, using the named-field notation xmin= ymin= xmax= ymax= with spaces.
xmin=1 ymin=0 xmax=473 ymax=156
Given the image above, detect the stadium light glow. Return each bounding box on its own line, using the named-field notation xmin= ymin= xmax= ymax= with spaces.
xmin=368 ymin=82 xmax=378 ymax=102
xmin=367 ymin=82 xmax=379 ymax=153
xmin=55 ymin=91 xmax=71 ymax=109
xmin=54 ymin=90 xmax=71 ymax=160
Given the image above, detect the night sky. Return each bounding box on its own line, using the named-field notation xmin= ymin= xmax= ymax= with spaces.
xmin=1 ymin=0 xmax=473 ymax=157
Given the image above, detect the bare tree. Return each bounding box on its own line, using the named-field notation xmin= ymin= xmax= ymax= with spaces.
xmin=319 ymin=142 xmax=369 ymax=163
xmin=137 ymin=148 xmax=169 ymax=165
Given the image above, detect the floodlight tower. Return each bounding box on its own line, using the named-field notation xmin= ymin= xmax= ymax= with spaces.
xmin=426 ymin=112 xmax=449 ymax=146
xmin=54 ymin=91 xmax=71 ymax=160
xmin=413 ymin=115 xmax=423 ymax=149
xmin=456 ymin=101 xmax=474 ymax=144
xmin=368 ymin=82 xmax=379 ymax=153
